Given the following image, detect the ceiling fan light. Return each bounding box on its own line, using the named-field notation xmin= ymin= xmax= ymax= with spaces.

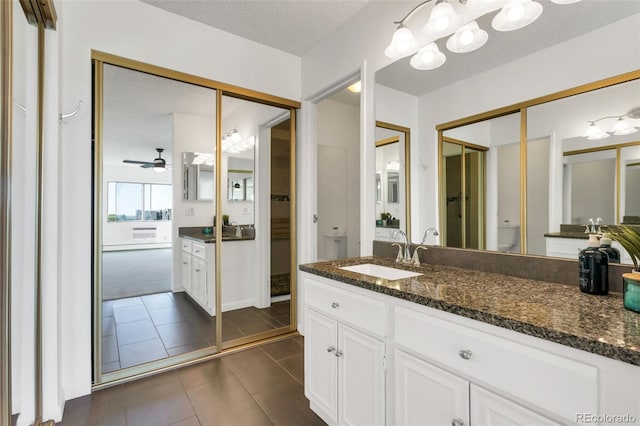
xmin=385 ymin=24 xmax=418 ymax=59
xmin=446 ymin=21 xmax=488 ymax=53
xmin=410 ymin=43 xmax=446 ymax=70
xmin=153 ymin=165 xmax=167 ymax=173
xmin=583 ymin=122 xmax=609 ymax=140
xmin=612 ymin=117 xmax=639 ymax=136
xmin=492 ymin=0 xmax=543 ymax=32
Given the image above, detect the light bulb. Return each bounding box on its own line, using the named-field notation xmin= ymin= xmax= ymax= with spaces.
xmin=385 ymin=25 xmax=417 ymax=59
xmin=583 ymin=122 xmax=609 ymax=140
xmin=153 ymin=165 xmax=166 ymax=173
xmin=459 ymin=29 xmax=474 ymax=45
xmin=612 ymin=117 xmax=638 ymax=136
xmin=507 ymin=3 xmax=525 ymax=21
xmin=424 ymin=1 xmax=460 ymax=37
xmin=434 ymin=15 xmax=450 ymax=31
xmin=410 ymin=43 xmax=446 ymax=70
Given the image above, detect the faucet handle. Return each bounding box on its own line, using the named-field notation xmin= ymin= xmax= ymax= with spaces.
xmin=392 ymin=243 xmax=403 ymax=263
xmin=412 ymin=246 xmax=428 ymax=266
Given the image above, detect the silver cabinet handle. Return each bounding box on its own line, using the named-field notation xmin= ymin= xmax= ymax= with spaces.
xmin=331 ymin=302 xmax=340 ymax=308
xmin=458 ymin=349 xmax=472 ymax=360
xmin=182 ymin=262 xmax=187 ymax=265
xmin=451 ymin=418 xmax=464 ymax=426
xmin=195 ymin=269 xmax=200 ymax=272
xmin=335 ymin=350 xmax=343 ymax=358
xmin=327 ymin=346 xmax=336 ymax=353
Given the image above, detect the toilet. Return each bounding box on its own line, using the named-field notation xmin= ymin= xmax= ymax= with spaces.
xmin=497 ymin=224 xmax=520 ymax=253
xmin=324 ymin=234 xmax=347 ymax=260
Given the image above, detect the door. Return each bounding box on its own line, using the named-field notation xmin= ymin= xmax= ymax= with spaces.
xmin=305 ymin=309 xmax=339 ymax=423
xmin=338 ymin=324 xmax=385 ymax=426
xmin=191 ymin=257 xmax=207 ymax=307
xmin=394 ymin=350 xmax=469 ymax=426
xmin=470 ymin=384 xmax=562 ymax=426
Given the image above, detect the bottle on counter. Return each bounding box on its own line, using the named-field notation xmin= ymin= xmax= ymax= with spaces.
xmin=579 ymin=234 xmax=609 ymax=295
xmin=598 ymin=232 xmax=621 ymax=264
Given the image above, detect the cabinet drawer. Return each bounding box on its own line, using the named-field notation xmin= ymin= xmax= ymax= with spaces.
xmin=395 ymin=306 xmax=598 ymax=422
xmin=192 ymin=242 xmax=206 ymax=260
xmin=181 ymin=238 xmax=192 ymax=253
xmin=306 ymin=278 xmax=386 ymax=337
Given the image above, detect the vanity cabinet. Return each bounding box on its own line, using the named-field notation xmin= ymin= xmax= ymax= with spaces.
xmin=180 ymin=238 xmax=215 ymax=315
xmin=301 ymin=272 xmax=640 ymax=426
xmin=304 ymin=278 xmax=386 ymax=426
xmin=394 ymin=350 xmax=560 ymax=426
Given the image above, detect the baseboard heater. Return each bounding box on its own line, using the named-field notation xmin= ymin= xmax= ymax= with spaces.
xmin=132 ymin=227 xmax=157 ymax=240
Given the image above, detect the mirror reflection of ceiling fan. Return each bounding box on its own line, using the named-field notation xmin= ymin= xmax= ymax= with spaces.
xmin=122 ymin=148 xmax=170 ymax=173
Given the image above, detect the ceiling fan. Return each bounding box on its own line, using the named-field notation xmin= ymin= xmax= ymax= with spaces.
xmin=123 ymin=148 xmax=169 ymax=173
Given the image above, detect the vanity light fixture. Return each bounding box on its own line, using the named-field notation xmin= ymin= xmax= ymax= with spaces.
xmin=385 ymin=0 xmax=582 ymax=71
xmin=348 ymin=81 xmax=362 ymax=93
xmin=221 ymin=130 xmax=255 ymax=154
xmin=583 ymin=106 xmax=640 ymax=140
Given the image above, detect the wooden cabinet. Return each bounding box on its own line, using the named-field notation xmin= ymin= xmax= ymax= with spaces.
xmin=304 ymin=279 xmax=385 ymax=426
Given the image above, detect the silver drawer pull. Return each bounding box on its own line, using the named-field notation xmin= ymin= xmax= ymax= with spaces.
xmin=458 ymin=349 xmax=472 ymax=360
xmin=327 ymin=346 xmax=336 ymax=353
xmin=195 ymin=269 xmax=201 ymax=272
xmin=451 ymin=418 xmax=464 ymax=426
xmin=331 ymin=302 xmax=340 ymax=309
xmin=182 ymin=262 xmax=187 ymax=265
xmin=335 ymin=350 xmax=343 ymax=358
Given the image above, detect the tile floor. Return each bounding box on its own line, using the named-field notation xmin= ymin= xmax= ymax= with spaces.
xmin=103 ymin=292 xmax=291 ymax=372
xmin=60 ymin=336 xmax=325 ymax=426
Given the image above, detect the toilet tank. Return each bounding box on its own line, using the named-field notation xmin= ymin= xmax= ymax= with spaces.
xmin=324 ymin=234 xmax=347 ymax=260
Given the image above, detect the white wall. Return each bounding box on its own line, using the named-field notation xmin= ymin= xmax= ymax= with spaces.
xmin=57 ymin=0 xmax=300 ymax=404
xmin=316 ymin=98 xmax=360 ymax=257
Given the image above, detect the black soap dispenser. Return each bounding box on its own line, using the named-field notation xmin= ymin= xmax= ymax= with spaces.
xmin=579 ymin=234 xmax=609 ymax=295
xmin=599 ymin=232 xmax=621 ymax=264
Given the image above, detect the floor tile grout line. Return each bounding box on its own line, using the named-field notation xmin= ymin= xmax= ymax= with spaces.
xmin=259 ymin=344 xmax=305 ymax=386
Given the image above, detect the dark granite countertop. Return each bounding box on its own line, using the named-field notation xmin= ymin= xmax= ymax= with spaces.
xmin=179 ymin=226 xmax=254 ymax=243
xmin=544 ymin=231 xmax=589 ymax=239
xmin=299 ymin=256 xmax=640 ymax=366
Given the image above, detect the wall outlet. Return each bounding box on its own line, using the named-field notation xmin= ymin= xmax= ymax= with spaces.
xmin=185 ymin=207 xmax=195 ymax=216
xmin=243 ymin=207 xmax=250 ymax=215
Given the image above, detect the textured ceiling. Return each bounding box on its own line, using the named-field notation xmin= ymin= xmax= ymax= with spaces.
xmin=140 ymin=0 xmax=370 ymax=56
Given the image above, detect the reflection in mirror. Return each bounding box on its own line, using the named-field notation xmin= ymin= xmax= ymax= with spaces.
xmin=622 ymin=145 xmax=640 ymax=223
xmin=527 ymin=78 xmax=640 ymax=237
xmin=375 ymin=122 xmax=411 ymax=241
xmin=182 ymin=151 xmax=214 ymax=201
xmin=442 ymin=113 xmax=517 ymax=252
xmin=227 ymin=156 xmax=254 ymax=201
xmin=220 ymin=94 xmax=292 ymax=348
xmin=98 ymin=63 xmax=218 ymax=378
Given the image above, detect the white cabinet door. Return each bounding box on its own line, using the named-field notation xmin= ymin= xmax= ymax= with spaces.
xmin=394 ymin=350 xmax=470 ymax=426
xmin=338 ymin=325 xmax=385 ymax=426
xmin=181 ymin=252 xmax=191 ymax=292
xmin=470 ymin=384 xmax=562 ymax=426
xmin=191 ymin=256 xmax=207 ymax=307
xmin=306 ymin=309 xmax=339 ymax=424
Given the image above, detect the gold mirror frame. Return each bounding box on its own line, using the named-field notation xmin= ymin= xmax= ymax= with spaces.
xmin=92 ymin=51 xmax=300 ymax=387
xmin=375 ymin=120 xmax=411 ymax=238
xmin=437 ymin=70 xmax=640 ymax=254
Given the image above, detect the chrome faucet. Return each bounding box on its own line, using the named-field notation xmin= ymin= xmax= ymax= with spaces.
xmin=421 ymin=227 xmax=440 ymax=245
xmin=393 ymin=230 xmax=412 ymax=263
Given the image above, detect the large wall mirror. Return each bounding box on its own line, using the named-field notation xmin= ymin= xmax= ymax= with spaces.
xmin=438 ymin=72 xmax=640 ymax=260
xmin=375 ymin=121 xmax=411 ymax=241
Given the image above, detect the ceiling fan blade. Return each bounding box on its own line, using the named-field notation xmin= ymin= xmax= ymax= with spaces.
xmin=123 ymin=159 xmax=151 ymax=165
xmin=140 ymin=163 xmax=154 ymax=168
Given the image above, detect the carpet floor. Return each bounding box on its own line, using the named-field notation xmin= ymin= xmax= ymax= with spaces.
xmin=102 ymin=248 xmax=172 ymax=301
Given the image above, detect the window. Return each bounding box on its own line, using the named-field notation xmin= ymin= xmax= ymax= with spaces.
xmin=107 ymin=182 xmax=172 ymax=222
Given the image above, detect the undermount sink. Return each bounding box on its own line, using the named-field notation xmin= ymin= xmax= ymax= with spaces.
xmin=339 ymin=263 xmax=422 ymax=281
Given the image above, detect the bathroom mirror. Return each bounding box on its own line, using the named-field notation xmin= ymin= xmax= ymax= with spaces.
xmin=182 ymin=151 xmax=215 ymax=201
xmin=374 ymin=121 xmax=411 ymax=240
xmin=227 ymin=156 xmax=254 ymax=202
